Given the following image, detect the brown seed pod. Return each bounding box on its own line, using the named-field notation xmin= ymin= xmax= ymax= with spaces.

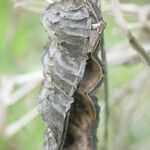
xmin=38 ymin=0 xmax=104 ymax=149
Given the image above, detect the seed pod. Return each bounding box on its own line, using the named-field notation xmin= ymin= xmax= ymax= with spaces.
xmin=38 ymin=0 xmax=104 ymax=149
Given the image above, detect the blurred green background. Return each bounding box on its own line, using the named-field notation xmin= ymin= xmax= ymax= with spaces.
xmin=0 ymin=0 xmax=150 ymax=150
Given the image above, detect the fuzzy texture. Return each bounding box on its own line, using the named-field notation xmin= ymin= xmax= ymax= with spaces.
xmin=38 ymin=0 xmax=104 ymax=149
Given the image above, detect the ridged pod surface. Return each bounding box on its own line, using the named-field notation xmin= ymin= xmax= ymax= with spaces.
xmin=38 ymin=0 xmax=104 ymax=149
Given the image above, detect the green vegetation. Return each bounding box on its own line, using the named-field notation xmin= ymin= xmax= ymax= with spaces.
xmin=0 ymin=0 xmax=149 ymax=149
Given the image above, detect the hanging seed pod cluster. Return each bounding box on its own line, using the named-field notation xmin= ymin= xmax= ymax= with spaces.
xmin=38 ymin=0 xmax=105 ymax=149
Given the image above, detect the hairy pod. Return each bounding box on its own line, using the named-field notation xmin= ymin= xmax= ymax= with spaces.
xmin=38 ymin=0 xmax=104 ymax=149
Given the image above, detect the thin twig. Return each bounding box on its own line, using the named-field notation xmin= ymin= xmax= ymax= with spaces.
xmin=97 ymin=0 xmax=109 ymax=149
xmin=8 ymin=81 xmax=39 ymax=106
xmin=14 ymin=0 xmax=48 ymax=13
xmin=101 ymin=36 xmax=109 ymax=150
xmin=103 ymin=2 xmax=139 ymax=14
xmin=111 ymin=68 xmax=150 ymax=106
xmin=11 ymin=71 xmax=42 ymax=85
xmin=107 ymin=43 xmax=150 ymax=65
xmin=5 ymin=107 xmax=38 ymax=138
xmin=111 ymin=0 xmax=150 ymax=66
xmin=113 ymin=69 xmax=150 ymax=149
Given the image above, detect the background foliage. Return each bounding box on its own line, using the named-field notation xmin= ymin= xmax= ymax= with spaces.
xmin=0 ymin=0 xmax=150 ymax=150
